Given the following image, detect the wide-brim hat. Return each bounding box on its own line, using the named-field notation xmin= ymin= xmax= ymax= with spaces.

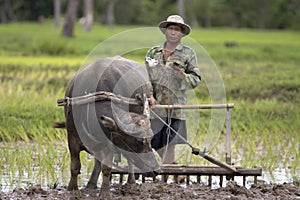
xmin=158 ymin=15 xmax=191 ymax=36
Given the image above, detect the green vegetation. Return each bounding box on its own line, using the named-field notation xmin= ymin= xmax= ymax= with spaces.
xmin=5 ymin=0 xmax=300 ymax=29
xmin=0 ymin=22 xmax=299 ymax=190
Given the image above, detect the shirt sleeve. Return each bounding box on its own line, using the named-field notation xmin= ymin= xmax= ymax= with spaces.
xmin=184 ymin=52 xmax=201 ymax=89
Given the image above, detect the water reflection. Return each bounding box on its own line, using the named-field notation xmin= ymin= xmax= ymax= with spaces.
xmin=0 ymin=142 xmax=299 ymax=193
xmin=1 ymin=165 xmax=299 ymax=192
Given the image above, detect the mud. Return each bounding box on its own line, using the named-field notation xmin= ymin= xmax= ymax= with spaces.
xmin=1 ymin=180 xmax=299 ymax=200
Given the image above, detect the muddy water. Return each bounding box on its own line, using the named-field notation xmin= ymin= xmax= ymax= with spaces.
xmin=0 ymin=142 xmax=299 ymax=193
xmin=1 ymin=164 xmax=299 ymax=193
xmin=1 ymin=164 xmax=300 ymax=200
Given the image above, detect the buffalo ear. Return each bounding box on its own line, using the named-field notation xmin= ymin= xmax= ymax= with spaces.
xmin=100 ymin=115 xmax=119 ymax=132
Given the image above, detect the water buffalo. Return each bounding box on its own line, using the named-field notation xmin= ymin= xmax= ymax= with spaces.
xmin=58 ymin=56 xmax=159 ymax=199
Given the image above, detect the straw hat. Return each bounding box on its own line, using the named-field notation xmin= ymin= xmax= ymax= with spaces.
xmin=158 ymin=15 xmax=191 ymax=36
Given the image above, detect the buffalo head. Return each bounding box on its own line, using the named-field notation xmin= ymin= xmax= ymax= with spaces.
xmin=100 ymin=110 xmax=160 ymax=175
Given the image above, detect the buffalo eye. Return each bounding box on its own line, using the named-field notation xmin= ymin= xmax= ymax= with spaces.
xmin=137 ymin=137 xmax=147 ymax=145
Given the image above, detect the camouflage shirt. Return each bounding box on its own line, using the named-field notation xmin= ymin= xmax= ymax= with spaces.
xmin=145 ymin=42 xmax=201 ymax=119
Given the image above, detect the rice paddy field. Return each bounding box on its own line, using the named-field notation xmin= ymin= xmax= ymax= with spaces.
xmin=0 ymin=21 xmax=299 ymax=192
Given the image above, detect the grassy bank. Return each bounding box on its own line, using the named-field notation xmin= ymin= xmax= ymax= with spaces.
xmin=0 ymin=21 xmax=299 ymax=189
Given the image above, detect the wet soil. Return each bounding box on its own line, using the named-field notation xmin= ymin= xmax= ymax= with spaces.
xmin=1 ymin=180 xmax=299 ymax=200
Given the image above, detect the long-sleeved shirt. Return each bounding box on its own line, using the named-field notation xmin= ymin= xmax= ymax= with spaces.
xmin=145 ymin=42 xmax=201 ymax=119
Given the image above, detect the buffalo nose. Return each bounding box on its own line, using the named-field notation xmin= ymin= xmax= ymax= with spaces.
xmin=142 ymin=171 xmax=155 ymax=177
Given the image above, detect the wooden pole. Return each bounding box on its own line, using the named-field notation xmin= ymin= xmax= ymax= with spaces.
xmin=154 ymin=103 xmax=234 ymax=110
xmin=57 ymin=92 xmax=234 ymax=110
xmin=198 ymin=152 xmax=238 ymax=173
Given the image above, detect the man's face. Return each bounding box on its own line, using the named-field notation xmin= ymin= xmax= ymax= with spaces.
xmin=165 ymin=24 xmax=183 ymax=44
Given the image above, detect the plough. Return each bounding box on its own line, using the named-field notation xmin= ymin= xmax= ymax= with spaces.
xmin=57 ymin=91 xmax=262 ymax=187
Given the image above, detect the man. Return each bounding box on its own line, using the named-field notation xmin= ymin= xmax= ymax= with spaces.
xmin=145 ymin=15 xmax=201 ymax=182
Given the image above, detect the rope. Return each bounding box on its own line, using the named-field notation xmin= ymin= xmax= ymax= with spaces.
xmin=151 ymin=110 xmax=194 ymax=149
xmin=160 ymin=109 xmax=172 ymax=164
xmin=161 ymin=60 xmax=173 ymax=165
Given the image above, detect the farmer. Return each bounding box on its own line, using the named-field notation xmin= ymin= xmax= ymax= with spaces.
xmin=145 ymin=15 xmax=201 ymax=182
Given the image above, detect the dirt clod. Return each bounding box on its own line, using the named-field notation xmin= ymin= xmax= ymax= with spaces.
xmin=1 ymin=181 xmax=299 ymax=200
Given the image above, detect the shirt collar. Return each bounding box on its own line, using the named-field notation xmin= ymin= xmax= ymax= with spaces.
xmin=157 ymin=42 xmax=184 ymax=52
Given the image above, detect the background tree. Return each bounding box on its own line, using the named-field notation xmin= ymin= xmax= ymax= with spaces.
xmin=177 ymin=0 xmax=185 ymax=19
xmin=198 ymin=0 xmax=214 ymax=27
xmin=225 ymin=0 xmax=243 ymax=27
xmin=0 ymin=0 xmax=16 ymax=23
xmin=185 ymin=0 xmax=199 ymax=27
xmin=269 ymin=0 xmax=300 ymax=29
xmin=115 ymin=0 xmax=141 ymax=25
xmin=82 ymin=0 xmax=93 ymax=31
xmin=1 ymin=0 xmax=299 ymax=30
xmin=256 ymin=0 xmax=273 ymax=29
xmin=105 ymin=0 xmax=115 ymax=29
xmin=62 ymin=0 xmax=80 ymax=37
xmin=54 ymin=0 xmax=61 ymax=27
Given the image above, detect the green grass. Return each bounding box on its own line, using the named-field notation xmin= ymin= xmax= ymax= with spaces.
xmin=0 ymin=21 xmax=299 ymax=189
xmin=191 ymin=28 xmax=300 ymax=62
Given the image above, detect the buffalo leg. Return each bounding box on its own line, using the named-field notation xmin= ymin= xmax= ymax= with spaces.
xmin=67 ymin=147 xmax=81 ymax=190
xmin=86 ymin=158 xmax=102 ymax=189
xmin=100 ymin=164 xmax=112 ymax=200
xmin=127 ymin=161 xmax=136 ymax=184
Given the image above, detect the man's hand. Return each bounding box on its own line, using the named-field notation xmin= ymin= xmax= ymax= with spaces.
xmin=149 ymin=95 xmax=157 ymax=108
xmin=172 ymin=65 xmax=185 ymax=80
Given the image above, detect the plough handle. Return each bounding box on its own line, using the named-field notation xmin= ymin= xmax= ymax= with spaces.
xmin=192 ymin=147 xmax=238 ymax=173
